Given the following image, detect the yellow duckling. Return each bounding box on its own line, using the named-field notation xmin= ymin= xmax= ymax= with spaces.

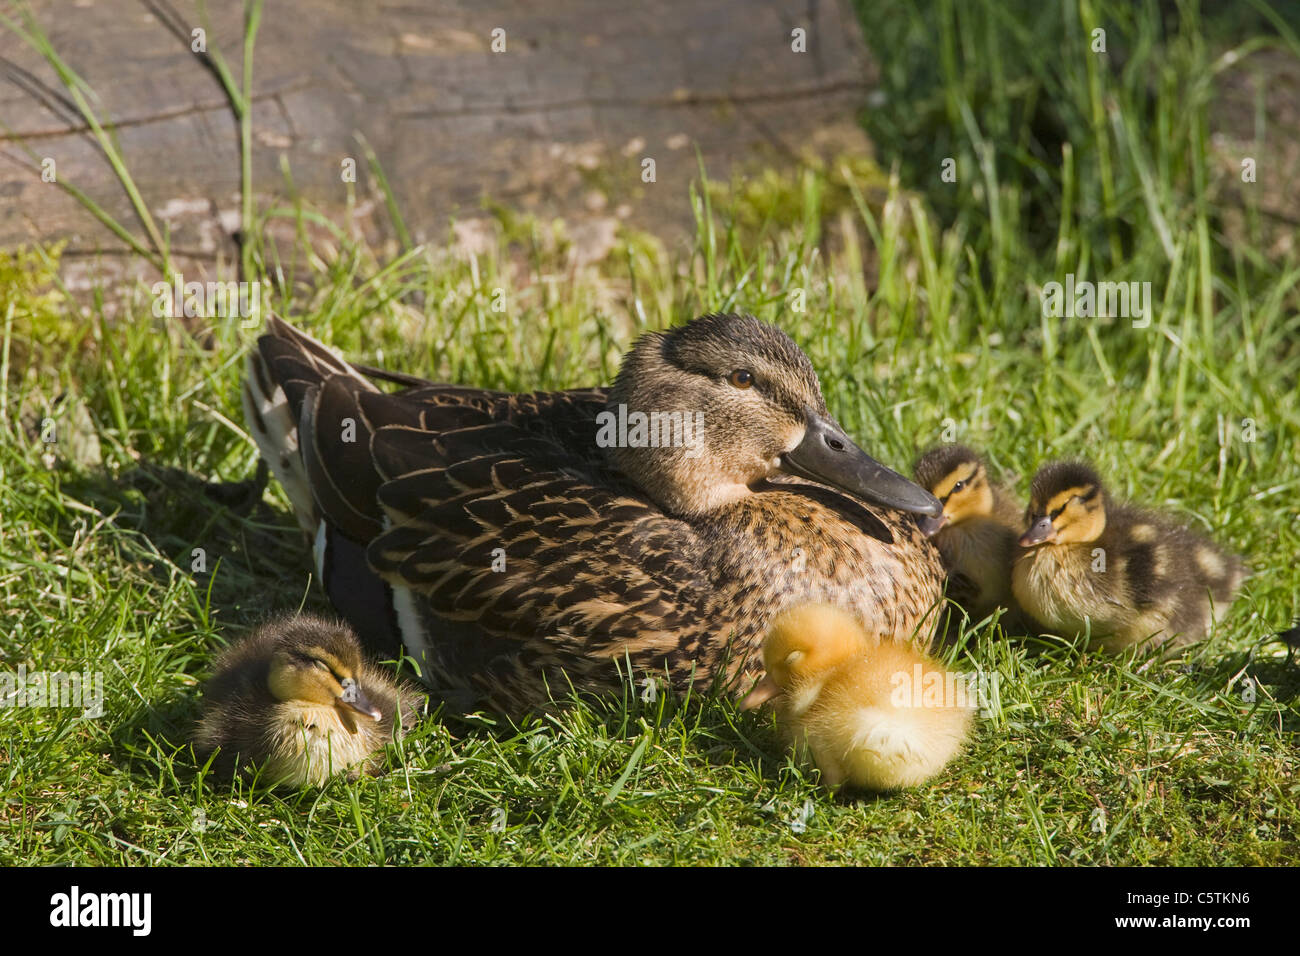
xmin=741 ymin=604 xmax=974 ymax=790
xmin=913 ymin=444 xmax=1024 ymax=627
xmin=194 ymin=614 xmax=424 ymax=787
xmin=1012 ymin=461 xmax=1245 ymax=652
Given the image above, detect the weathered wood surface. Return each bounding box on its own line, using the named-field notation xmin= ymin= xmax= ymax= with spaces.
xmin=0 ymin=0 xmax=876 ymax=273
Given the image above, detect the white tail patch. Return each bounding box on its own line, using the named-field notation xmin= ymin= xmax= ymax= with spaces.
xmin=313 ymin=520 xmax=328 ymax=584
xmin=242 ymin=353 xmax=316 ymax=533
xmin=391 ymin=583 xmax=438 ymax=690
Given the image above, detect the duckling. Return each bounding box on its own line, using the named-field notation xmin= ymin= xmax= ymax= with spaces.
xmin=194 ymin=614 xmax=424 ymax=787
xmin=740 ymin=604 xmax=974 ymax=790
xmin=1012 ymin=461 xmax=1245 ymax=652
xmin=913 ymin=444 xmax=1024 ymax=627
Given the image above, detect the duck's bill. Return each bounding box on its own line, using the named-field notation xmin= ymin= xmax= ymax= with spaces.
xmin=1018 ymin=516 xmax=1056 ymax=547
xmin=739 ymin=674 xmax=783 ymax=711
xmin=781 ymin=410 xmax=942 ymax=517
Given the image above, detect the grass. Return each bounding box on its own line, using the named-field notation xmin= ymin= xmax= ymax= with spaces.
xmin=1 ymin=0 xmax=1298 ymax=865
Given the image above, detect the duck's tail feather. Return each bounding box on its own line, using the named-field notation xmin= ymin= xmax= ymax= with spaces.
xmin=242 ymin=315 xmax=377 ymax=533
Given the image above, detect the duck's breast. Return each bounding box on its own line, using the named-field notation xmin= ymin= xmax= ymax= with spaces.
xmin=701 ymin=483 xmax=945 ymax=666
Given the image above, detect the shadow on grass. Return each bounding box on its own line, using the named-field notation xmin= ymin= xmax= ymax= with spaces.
xmin=61 ymin=457 xmax=322 ymax=625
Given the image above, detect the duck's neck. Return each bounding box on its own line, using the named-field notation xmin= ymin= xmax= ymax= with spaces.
xmin=597 ymin=407 xmax=753 ymax=517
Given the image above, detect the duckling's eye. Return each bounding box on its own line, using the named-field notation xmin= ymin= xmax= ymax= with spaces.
xmin=728 ymin=369 xmax=755 ymax=389
xmin=311 ymin=658 xmax=330 ymax=672
xmin=952 ymin=480 xmax=966 ymax=493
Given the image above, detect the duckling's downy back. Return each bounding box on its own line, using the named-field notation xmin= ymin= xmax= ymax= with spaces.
xmin=792 ymin=640 xmax=975 ymax=790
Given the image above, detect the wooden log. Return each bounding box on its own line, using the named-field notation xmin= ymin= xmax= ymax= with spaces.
xmin=0 ymin=0 xmax=876 ymax=274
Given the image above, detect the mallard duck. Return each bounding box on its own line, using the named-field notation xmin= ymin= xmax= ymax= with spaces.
xmin=1012 ymin=461 xmax=1245 ymax=652
xmin=194 ymin=614 xmax=423 ymax=786
xmin=242 ymin=312 xmax=945 ymax=716
xmin=913 ymin=444 xmax=1024 ymax=629
xmin=740 ymin=603 xmax=973 ymax=790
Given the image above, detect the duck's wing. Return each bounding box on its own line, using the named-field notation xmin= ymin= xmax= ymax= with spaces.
xmin=323 ymin=381 xmax=713 ymax=693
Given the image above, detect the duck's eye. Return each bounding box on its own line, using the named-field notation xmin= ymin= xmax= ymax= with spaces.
xmin=311 ymin=658 xmax=330 ymax=672
xmin=728 ymin=369 xmax=755 ymax=389
xmin=952 ymin=480 xmax=966 ymax=493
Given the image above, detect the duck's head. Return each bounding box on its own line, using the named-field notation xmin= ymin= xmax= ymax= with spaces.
xmin=603 ymin=313 xmax=940 ymax=518
xmin=265 ymin=617 xmax=383 ymax=732
xmin=913 ymin=444 xmax=995 ymax=536
xmin=740 ymin=603 xmax=868 ymax=709
xmin=1019 ymin=461 xmax=1107 ymax=547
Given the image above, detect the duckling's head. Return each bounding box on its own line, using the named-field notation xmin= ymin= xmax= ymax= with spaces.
xmin=913 ymin=444 xmax=995 ymax=536
xmin=265 ymin=617 xmax=383 ymax=730
xmin=1020 ymin=461 xmax=1107 ymax=547
xmin=740 ymin=603 xmax=868 ymax=709
xmin=604 ymin=313 xmax=940 ymax=518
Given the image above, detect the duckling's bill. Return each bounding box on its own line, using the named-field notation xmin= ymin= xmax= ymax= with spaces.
xmin=918 ymin=513 xmax=947 ymax=536
xmin=339 ymin=677 xmax=383 ymax=721
xmin=739 ymin=673 xmax=783 ymax=710
xmin=1019 ymin=516 xmax=1057 ymax=547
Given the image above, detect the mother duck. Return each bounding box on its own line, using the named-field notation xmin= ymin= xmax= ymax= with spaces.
xmin=243 ymin=313 xmax=945 ymax=716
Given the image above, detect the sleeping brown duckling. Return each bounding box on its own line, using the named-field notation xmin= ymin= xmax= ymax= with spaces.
xmin=913 ymin=444 xmax=1024 ymax=629
xmin=1012 ymin=461 xmax=1245 ymax=652
xmin=194 ymin=614 xmax=424 ymax=787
